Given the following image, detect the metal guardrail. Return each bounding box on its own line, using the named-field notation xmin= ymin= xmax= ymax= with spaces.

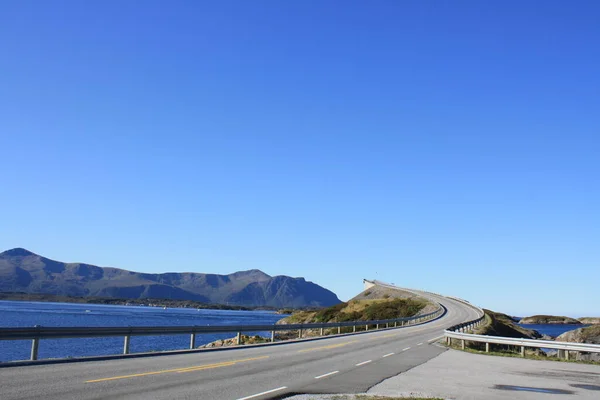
xmin=444 ymin=313 xmax=600 ymax=360
xmin=1 ymin=307 xmax=444 ymax=362
xmin=445 ymin=331 xmax=600 ymax=354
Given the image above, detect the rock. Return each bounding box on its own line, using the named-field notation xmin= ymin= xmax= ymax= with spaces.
xmin=556 ymin=325 xmax=600 ymax=344
xmin=479 ymin=310 xmax=542 ymax=339
xmin=578 ymin=317 xmax=600 ymax=324
xmin=556 ymin=325 xmax=600 ymax=362
xmin=519 ymin=315 xmax=581 ymax=324
xmin=199 ymin=335 xmax=269 ymax=349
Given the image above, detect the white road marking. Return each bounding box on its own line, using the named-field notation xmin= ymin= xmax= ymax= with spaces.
xmin=315 ymin=371 xmax=339 ymax=379
xmin=356 ymin=360 xmax=372 ymax=366
xmin=428 ymin=335 xmax=444 ymax=343
xmin=236 ymin=387 xmax=287 ymax=400
xmin=402 ymin=347 xmax=411 ymax=351
xmin=382 ymin=353 xmax=394 ymax=358
xmin=417 ymin=342 xmax=423 ymax=346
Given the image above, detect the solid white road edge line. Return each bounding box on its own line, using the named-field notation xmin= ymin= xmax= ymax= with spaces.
xmin=315 ymin=371 xmax=339 ymax=379
xmin=236 ymin=387 xmax=287 ymax=400
xmin=428 ymin=335 xmax=444 ymax=343
xmin=356 ymin=360 xmax=372 ymax=366
xmin=382 ymin=353 xmax=394 ymax=358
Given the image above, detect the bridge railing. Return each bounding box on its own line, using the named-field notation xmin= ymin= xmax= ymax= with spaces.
xmin=0 ymin=306 xmax=444 ymax=362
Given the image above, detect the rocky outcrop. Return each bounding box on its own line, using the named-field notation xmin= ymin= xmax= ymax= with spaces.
xmin=578 ymin=317 xmax=600 ymax=325
xmin=556 ymin=325 xmax=600 ymax=362
xmin=519 ymin=315 xmax=581 ymax=325
xmin=199 ymin=335 xmax=270 ymax=348
xmin=556 ymin=325 xmax=600 ymax=344
xmin=478 ymin=310 xmax=542 ymax=339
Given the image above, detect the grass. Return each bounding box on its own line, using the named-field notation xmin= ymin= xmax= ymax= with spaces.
xmin=281 ymin=298 xmax=427 ymax=325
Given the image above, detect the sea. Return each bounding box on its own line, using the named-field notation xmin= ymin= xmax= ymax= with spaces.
xmin=518 ymin=323 xmax=589 ymax=338
xmin=0 ymin=300 xmax=285 ymax=363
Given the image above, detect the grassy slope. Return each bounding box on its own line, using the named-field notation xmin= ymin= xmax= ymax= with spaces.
xmin=280 ymin=292 xmax=428 ymax=325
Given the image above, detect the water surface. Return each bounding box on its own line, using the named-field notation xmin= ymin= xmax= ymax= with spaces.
xmin=0 ymin=300 xmax=285 ymax=362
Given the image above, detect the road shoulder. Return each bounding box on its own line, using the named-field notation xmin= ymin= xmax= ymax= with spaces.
xmin=368 ymin=348 xmax=600 ymax=399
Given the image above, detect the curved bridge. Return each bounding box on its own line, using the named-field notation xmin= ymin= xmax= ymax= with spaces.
xmin=0 ymin=281 xmax=481 ymax=400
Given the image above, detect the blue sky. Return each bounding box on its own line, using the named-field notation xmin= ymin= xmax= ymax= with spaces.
xmin=1 ymin=1 xmax=598 ymax=317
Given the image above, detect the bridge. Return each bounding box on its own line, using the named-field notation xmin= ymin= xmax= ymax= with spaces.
xmin=0 ymin=281 xmax=482 ymax=399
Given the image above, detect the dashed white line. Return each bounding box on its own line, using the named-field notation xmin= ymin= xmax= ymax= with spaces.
xmin=382 ymin=353 xmax=394 ymax=358
xmin=356 ymin=360 xmax=372 ymax=366
xmin=236 ymin=386 xmax=287 ymax=400
xmin=402 ymin=347 xmax=411 ymax=351
xmin=315 ymin=371 xmax=339 ymax=379
xmin=417 ymin=342 xmax=423 ymax=346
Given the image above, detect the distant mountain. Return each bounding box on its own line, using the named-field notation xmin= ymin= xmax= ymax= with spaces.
xmin=0 ymin=248 xmax=341 ymax=308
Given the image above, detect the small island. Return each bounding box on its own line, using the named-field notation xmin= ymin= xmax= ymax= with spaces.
xmin=519 ymin=315 xmax=582 ymax=325
xmin=578 ymin=317 xmax=600 ymax=325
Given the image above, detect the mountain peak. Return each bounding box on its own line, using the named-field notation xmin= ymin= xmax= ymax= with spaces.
xmin=229 ymin=269 xmax=271 ymax=279
xmin=1 ymin=248 xmax=37 ymax=257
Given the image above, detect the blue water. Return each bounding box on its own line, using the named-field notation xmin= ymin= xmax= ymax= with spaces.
xmin=518 ymin=324 xmax=589 ymax=338
xmin=0 ymin=301 xmax=285 ymax=362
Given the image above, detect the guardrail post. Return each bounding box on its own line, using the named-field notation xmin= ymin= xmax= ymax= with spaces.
xmin=271 ymin=330 xmax=275 ymax=342
xmin=376 ymin=324 xmax=379 ymax=330
xmin=30 ymin=325 xmax=40 ymax=361
xmin=337 ymin=326 xmax=341 ymax=334
xmin=353 ymin=325 xmax=356 ymax=333
xmin=365 ymin=324 xmax=368 ymax=331
xmin=565 ymin=350 xmax=570 ymax=361
xmin=236 ymin=331 xmax=242 ymax=345
xmin=485 ymin=342 xmax=490 ymax=353
xmin=190 ymin=333 xmax=196 ymax=349
xmin=30 ymin=338 xmax=39 ymax=361
xmin=395 ymin=321 xmax=397 ymax=327
xmin=521 ymin=346 xmax=525 ymax=357
xmin=461 ymin=339 xmax=465 ymax=350
xmin=446 ymin=336 xmax=450 ymax=345
xmin=320 ymin=327 xmax=324 ymax=336
xmin=298 ymin=328 xmax=303 ymax=339
xmin=123 ymin=335 xmax=131 ymax=354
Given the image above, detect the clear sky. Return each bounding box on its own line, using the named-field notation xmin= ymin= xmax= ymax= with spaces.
xmin=1 ymin=1 xmax=598 ymax=317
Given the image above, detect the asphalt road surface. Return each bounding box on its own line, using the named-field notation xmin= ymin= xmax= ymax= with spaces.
xmin=0 ymin=293 xmax=480 ymax=400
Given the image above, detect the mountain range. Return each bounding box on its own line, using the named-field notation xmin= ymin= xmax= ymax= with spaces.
xmin=0 ymin=248 xmax=341 ymax=308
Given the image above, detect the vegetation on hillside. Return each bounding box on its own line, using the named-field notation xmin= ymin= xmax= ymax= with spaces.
xmin=280 ymin=297 xmax=428 ymax=325
xmin=519 ymin=315 xmax=581 ymax=324
xmin=477 ymin=310 xmax=542 ymax=339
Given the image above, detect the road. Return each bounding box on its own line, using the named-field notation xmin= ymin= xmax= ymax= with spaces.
xmin=369 ymin=347 xmax=600 ymax=399
xmin=0 ymin=293 xmax=480 ymax=400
